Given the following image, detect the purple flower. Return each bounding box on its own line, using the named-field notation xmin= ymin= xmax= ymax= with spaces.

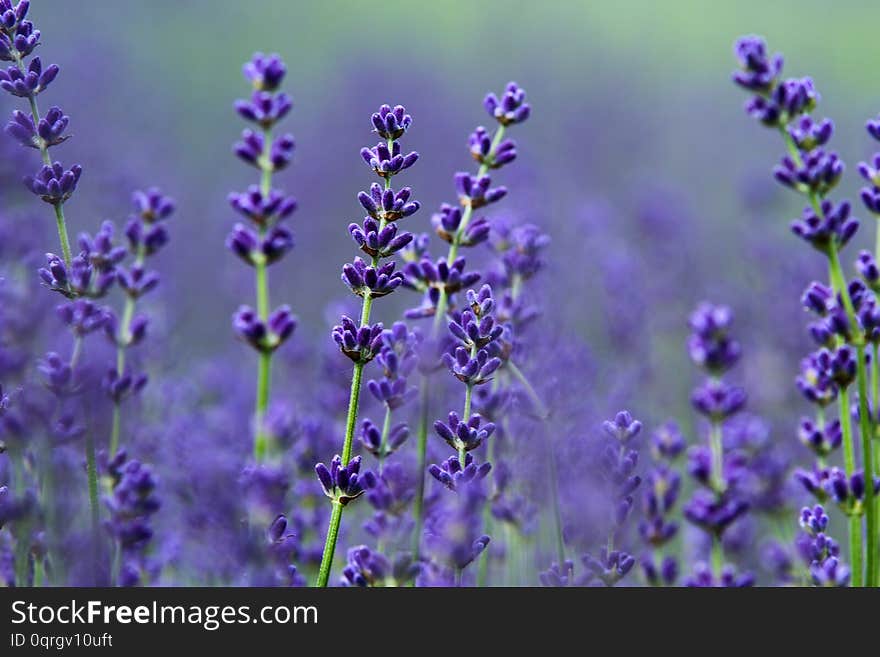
xmin=650 ymin=421 xmax=686 ymax=460
xmin=243 ymin=52 xmax=286 ymax=92
xmin=687 ymin=303 xmax=741 ymax=374
xmin=360 ymin=140 xmax=418 ymax=178
xmin=434 ymin=412 xmax=495 ymax=454
xmin=371 ymin=104 xmax=412 ymax=141
xmin=341 ymin=257 xmax=404 ymax=298
xmin=0 ymin=57 xmax=57 ymax=97
xmin=442 ymin=346 xmax=502 ymax=386
xmin=483 ymin=82 xmax=530 ymax=126
xmin=685 ymin=562 xmax=754 ymax=587
xmin=690 ymin=379 xmax=747 ymax=421
xmin=229 ymin=186 xmax=297 ymax=227
xmin=428 ymin=453 xmax=491 ymax=492
xmin=582 ymin=549 xmax=635 ymax=587
xmin=234 ymin=129 xmax=295 ymax=171
xmin=227 ymin=223 xmax=294 ymax=266
xmin=359 ymin=419 xmax=409 ymax=458
xmin=233 ymin=305 xmax=297 ymax=353
xmin=5 ymin=106 xmax=68 ymax=148
xmin=790 ymin=200 xmax=858 ymax=254
xmin=683 ymin=490 xmax=749 ymax=537
xmin=454 ymin=172 xmax=507 ymax=209
xmin=775 ymin=149 xmax=843 ymax=197
xmin=788 ymin=116 xmax=833 ymax=152
xmin=235 ymin=90 xmax=293 ymax=129
xmin=332 ymin=316 xmax=383 ymax=364
xmin=732 ymin=35 xmax=783 ymax=93
xmin=131 ymin=188 xmax=176 ymax=223
xmin=602 ymin=410 xmax=642 ymax=442
xmin=314 ymin=455 xmax=375 ymax=506
xmin=797 ymin=418 xmax=842 ymax=457
xmin=358 ymin=183 xmax=420 ymax=224
xmin=23 ymin=161 xmax=82 ymax=204
xmin=468 ymin=126 xmax=517 ymax=168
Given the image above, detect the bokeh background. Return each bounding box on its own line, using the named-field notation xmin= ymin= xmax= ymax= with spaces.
xmin=3 ymin=0 xmax=880 ymax=585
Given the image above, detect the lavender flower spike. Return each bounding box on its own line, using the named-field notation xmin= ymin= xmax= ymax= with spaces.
xmin=315 ymin=103 xmax=420 ymax=587
xmin=1 ymin=5 xmax=76 ymax=268
xmin=228 ymin=52 xmax=299 ymax=461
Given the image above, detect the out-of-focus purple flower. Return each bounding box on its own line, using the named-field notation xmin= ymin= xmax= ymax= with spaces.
xmin=242 ymin=52 xmax=286 ymax=91
xmin=233 ymin=305 xmax=297 ymax=353
xmin=691 ymin=379 xmax=747 ymax=421
xmin=650 ymin=421 xmax=686 ymax=460
xmin=685 ymin=562 xmax=754 ymax=587
xmin=731 ymin=35 xmax=783 ymax=93
xmin=687 ymin=303 xmax=741 ymax=374
xmin=483 ymin=82 xmax=531 ymax=126
xmin=428 ymin=453 xmax=491 ymax=492
xmin=454 ymin=172 xmax=507 ymax=209
xmin=582 ymin=549 xmax=635 ymax=587
xmin=602 ymin=410 xmax=642 ymax=442
xmin=23 ymin=161 xmax=82 ymax=204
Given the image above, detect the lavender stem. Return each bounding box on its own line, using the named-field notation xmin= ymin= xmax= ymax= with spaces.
xmin=14 ymin=54 xmax=73 ymax=268
xmin=855 ymin=344 xmax=877 ymax=586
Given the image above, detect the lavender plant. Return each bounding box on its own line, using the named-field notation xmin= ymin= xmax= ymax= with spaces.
xmin=229 ymin=53 xmax=298 ymax=461
xmin=402 ymin=82 xmax=531 ymax=563
xmin=1 ymin=1 xmax=75 ymax=269
xmin=732 ymin=35 xmax=878 ymax=586
xmin=105 ymin=190 xmax=175 ymax=456
xmin=314 ymin=104 xmax=419 ymax=587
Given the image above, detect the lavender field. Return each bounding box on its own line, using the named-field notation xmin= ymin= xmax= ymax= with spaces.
xmin=1 ymin=0 xmax=879 ymax=588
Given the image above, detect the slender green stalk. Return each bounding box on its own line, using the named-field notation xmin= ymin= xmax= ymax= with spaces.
xmin=855 ymin=345 xmax=877 ymax=586
xmin=378 ymin=405 xmax=392 ymax=475
xmin=252 ymin=131 xmax=275 ymax=460
xmin=315 ymin=148 xmax=393 ymax=586
xmin=839 ymin=388 xmax=862 ymax=586
xmin=109 ymin=249 xmax=144 ymax=457
xmin=411 ymin=123 xmax=510 ymax=562
xmin=476 ymin=438 xmax=496 ymax=587
xmin=708 ymin=421 xmax=724 ymax=493
xmin=711 ymin=536 xmax=723 ymax=579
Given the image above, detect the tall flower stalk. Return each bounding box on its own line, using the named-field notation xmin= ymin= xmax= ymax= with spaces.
xmin=684 ymin=303 xmax=750 ymax=582
xmin=314 ymin=104 xmax=420 ymax=587
xmin=229 ymin=53 xmax=298 ymax=461
xmin=106 ymin=190 xmax=175 ymax=456
xmin=1 ymin=0 xmax=76 ymax=268
xmin=732 ymin=35 xmax=877 ymax=586
xmin=403 ymin=83 xmax=530 ymax=560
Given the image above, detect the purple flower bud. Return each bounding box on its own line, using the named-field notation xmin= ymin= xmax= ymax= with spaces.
xmin=23 ymin=160 xmax=82 ymax=204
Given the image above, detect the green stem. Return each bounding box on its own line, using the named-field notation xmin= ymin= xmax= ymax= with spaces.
xmin=708 ymin=421 xmax=724 ymax=493
xmin=252 ymin=128 xmax=274 ymax=461
xmin=507 ymin=360 xmax=549 ymax=419
xmin=711 ymin=536 xmax=723 ymax=579
xmin=378 ymin=405 xmax=392 ymax=475
xmin=315 ymin=150 xmax=394 ymax=586
xmin=839 ymin=389 xmax=856 ymax=475
xmin=855 ymin=345 xmax=877 ymax=586
xmin=315 ymin=501 xmax=344 ymax=588
xmin=839 ymin=387 xmax=862 ymax=585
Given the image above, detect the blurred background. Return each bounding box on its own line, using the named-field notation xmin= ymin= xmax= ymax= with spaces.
xmin=3 ymin=0 xmax=880 ymax=585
